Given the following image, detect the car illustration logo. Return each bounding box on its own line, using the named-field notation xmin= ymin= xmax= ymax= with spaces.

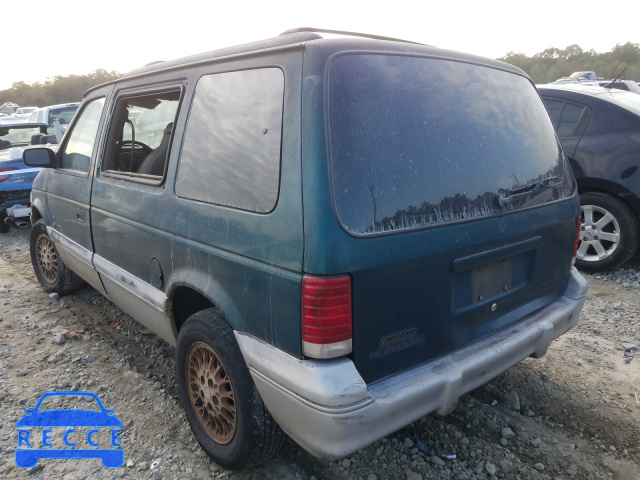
xmin=15 ymin=391 xmax=124 ymax=468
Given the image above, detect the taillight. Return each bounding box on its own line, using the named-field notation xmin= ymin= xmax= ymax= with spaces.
xmin=0 ymin=167 xmax=18 ymax=183
xmin=572 ymin=215 xmax=581 ymax=265
xmin=301 ymin=274 xmax=352 ymax=359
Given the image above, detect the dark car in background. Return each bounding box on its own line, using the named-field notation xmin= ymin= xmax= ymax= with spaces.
xmin=538 ymin=84 xmax=640 ymax=272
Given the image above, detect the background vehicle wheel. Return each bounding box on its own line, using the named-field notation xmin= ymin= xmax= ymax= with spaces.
xmin=176 ymin=308 xmax=284 ymax=470
xmin=29 ymin=220 xmax=85 ymax=294
xmin=576 ymin=192 xmax=640 ymax=273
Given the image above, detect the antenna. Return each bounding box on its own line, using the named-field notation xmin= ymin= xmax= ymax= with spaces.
xmin=603 ymin=66 xmax=627 ymax=89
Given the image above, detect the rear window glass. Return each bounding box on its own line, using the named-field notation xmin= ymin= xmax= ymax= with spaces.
xmin=48 ymin=106 xmax=78 ymax=125
xmin=328 ymin=55 xmax=573 ymax=235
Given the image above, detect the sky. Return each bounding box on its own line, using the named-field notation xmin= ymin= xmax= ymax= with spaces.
xmin=2 ymin=0 xmax=637 ymax=91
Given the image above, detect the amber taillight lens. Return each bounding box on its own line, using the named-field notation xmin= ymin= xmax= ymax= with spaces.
xmin=572 ymin=215 xmax=581 ymax=265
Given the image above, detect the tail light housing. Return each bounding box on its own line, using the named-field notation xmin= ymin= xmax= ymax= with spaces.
xmin=0 ymin=167 xmax=18 ymax=183
xmin=572 ymin=215 xmax=581 ymax=265
xmin=302 ymin=274 xmax=352 ymax=359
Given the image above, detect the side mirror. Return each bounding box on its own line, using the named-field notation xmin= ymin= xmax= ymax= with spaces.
xmin=23 ymin=147 xmax=56 ymax=168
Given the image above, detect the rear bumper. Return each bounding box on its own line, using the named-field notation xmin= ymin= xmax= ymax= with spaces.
xmin=235 ymin=267 xmax=588 ymax=459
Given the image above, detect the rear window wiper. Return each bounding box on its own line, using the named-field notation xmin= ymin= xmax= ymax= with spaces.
xmin=498 ymin=176 xmax=558 ymax=208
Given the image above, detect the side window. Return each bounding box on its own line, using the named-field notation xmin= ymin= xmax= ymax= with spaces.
xmin=176 ymin=68 xmax=284 ymax=213
xmin=102 ymin=89 xmax=181 ymax=179
xmin=557 ymin=103 xmax=588 ymax=137
xmin=59 ymin=98 xmax=105 ymax=172
xmin=542 ymin=98 xmax=563 ymax=127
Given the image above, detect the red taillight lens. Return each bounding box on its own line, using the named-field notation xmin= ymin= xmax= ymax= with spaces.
xmin=0 ymin=167 xmax=18 ymax=183
xmin=302 ymin=274 xmax=352 ymax=359
xmin=572 ymin=215 xmax=581 ymax=265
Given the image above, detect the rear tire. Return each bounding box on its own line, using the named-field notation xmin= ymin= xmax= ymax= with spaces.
xmin=30 ymin=220 xmax=85 ymax=294
xmin=176 ymin=308 xmax=284 ymax=469
xmin=576 ymin=192 xmax=639 ymax=273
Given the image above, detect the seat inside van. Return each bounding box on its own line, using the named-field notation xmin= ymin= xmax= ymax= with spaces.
xmin=137 ymin=122 xmax=173 ymax=176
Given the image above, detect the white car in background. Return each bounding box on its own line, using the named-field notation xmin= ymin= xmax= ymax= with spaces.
xmin=0 ymin=107 xmax=39 ymax=125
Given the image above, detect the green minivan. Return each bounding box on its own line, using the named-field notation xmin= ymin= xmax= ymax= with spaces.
xmin=24 ymin=29 xmax=588 ymax=469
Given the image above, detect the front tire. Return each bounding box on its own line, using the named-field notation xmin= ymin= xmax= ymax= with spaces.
xmin=176 ymin=308 xmax=284 ymax=469
xmin=576 ymin=192 xmax=640 ymax=273
xmin=30 ymin=220 xmax=85 ymax=294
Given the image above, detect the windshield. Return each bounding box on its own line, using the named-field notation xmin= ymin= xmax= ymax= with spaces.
xmin=328 ymin=54 xmax=574 ymax=235
xmin=0 ymin=125 xmax=43 ymax=149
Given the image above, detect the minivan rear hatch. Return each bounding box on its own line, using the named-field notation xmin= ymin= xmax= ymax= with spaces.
xmin=323 ymin=53 xmax=578 ymax=384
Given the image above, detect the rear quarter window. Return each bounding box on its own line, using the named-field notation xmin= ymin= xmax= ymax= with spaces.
xmin=328 ymin=54 xmax=572 ymax=235
xmin=176 ymin=68 xmax=284 ymax=213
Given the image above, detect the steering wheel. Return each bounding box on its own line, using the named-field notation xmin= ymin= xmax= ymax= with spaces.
xmin=117 ymin=140 xmax=154 ymax=171
xmin=121 ymin=140 xmax=153 ymax=155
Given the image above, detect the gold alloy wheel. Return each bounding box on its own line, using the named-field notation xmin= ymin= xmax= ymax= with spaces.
xmin=186 ymin=342 xmax=236 ymax=444
xmin=35 ymin=233 xmax=58 ymax=284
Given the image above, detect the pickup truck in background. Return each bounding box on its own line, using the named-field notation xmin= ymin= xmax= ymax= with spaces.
xmin=553 ymin=71 xmax=604 ymax=84
xmin=569 ymin=71 xmax=604 ymax=81
xmin=551 ymin=68 xmax=639 ymax=93
xmin=28 ymin=103 xmax=80 ymax=140
xmin=568 ymin=71 xmax=604 ymax=80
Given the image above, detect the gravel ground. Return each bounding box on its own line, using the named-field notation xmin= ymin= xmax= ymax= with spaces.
xmin=0 ymin=225 xmax=639 ymax=480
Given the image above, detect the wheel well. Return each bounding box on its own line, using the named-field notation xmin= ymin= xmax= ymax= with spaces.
xmin=171 ymin=287 xmax=215 ymax=333
xmin=577 ymin=183 xmax=640 ymax=218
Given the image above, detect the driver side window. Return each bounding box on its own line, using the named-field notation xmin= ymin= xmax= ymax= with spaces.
xmin=102 ymin=89 xmax=180 ymax=179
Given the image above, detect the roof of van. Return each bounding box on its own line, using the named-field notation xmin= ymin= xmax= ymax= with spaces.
xmin=121 ymin=31 xmax=323 ymax=79
xmin=87 ymin=29 xmax=526 ymax=95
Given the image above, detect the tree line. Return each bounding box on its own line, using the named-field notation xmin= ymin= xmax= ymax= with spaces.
xmin=499 ymin=42 xmax=640 ymax=84
xmin=366 ymin=163 xmax=566 ymax=234
xmin=0 ymin=69 xmax=121 ymax=107
xmin=1 ymin=42 xmax=638 ymax=107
